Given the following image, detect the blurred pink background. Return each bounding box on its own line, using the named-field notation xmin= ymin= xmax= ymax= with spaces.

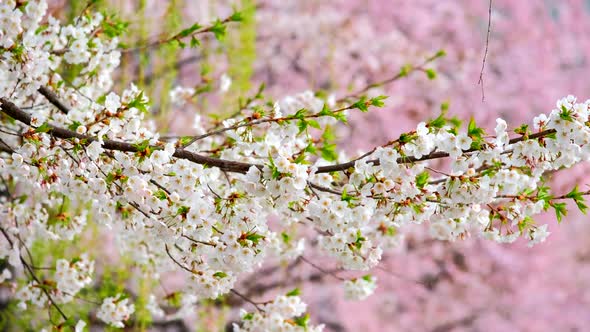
xmin=47 ymin=1 xmax=590 ymax=331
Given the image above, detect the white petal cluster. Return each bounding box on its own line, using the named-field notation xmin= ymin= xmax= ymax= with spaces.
xmin=54 ymin=254 xmax=94 ymax=303
xmin=96 ymin=295 xmax=135 ymax=328
xmin=527 ymin=224 xmax=550 ymax=247
xmin=15 ymin=281 xmax=46 ymax=309
xmin=343 ymin=275 xmax=377 ymax=300
xmin=169 ymin=86 xmax=196 ymax=106
xmin=0 ymin=268 xmax=11 ymax=283
xmin=233 ymin=295 xmax=324 ymax=332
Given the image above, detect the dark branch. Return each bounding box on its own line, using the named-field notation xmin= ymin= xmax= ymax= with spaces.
xmin=1 ymin=96 xmax=557 ymax=176
xmin=0 ymin=98 xmax=258 ymax=173
xmin=38 ymin=86 xmax=70 ymax=114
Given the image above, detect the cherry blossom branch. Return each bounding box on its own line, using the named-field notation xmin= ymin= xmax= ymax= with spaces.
xmin=315 ymin=128 xmax=556 ymax=173
xmin=1 ymin=94 xmax=560 ymax=179
xmin=163 ymin=244 xmax=195 ymax=275
xmin=0 ymin=98 xmax=257 ymax=173
xmin=178 ymin=54 xmax=442 ymax=147
xmin=120 ymin=15 xmax=237 ymax=54
xmin=0 ymin=226 xmax=69 ymax=322
xmin=180 ymin=102 xmax=357 ymax=148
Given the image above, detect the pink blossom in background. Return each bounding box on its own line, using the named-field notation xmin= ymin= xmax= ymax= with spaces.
xmin=253 ymin=1 xmax=590 ymax=331
xmin=42 ymin=1 xmax=590 ymax=331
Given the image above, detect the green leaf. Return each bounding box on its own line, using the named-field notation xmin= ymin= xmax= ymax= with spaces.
xmin=351 ymin=96 xmax=369 ymax=112
xmin=230 ymin=11 xmax=244 ymax=22
xmin=35 ymin=122 xmax=52 ymax=133
xmin=67 ymin=121 xmax=82 ymax=131
xmin=385 ymin=226 xmax=397 ymax=236
xmin=308 ymin=119 xmax=321 ymax=129
xmin=514 ymin=124 xmax=530 ymax=136
xmin=297 ymin=120 xmax=308 ymax=134
xmin=361 ymin=274 xmax=373 ymax=282
xmin=565 ymin=185 xmax=588 ymax=214
xmin=320 ymin=143 xmax=338 ymax=162
xmin=332 ymin=111 xmax=348 ymax=123
xmin=293 ymin=152 xmax=307 ymax=164
xmin=245 ymin=233 xmax=265 ymax=242
xmin=318 ymin=104 xmax=332 ymax=116
xmin=369 ymin=95 xmax=387 ymax=107
xmin=267 ymin=154 xmax=282 ymax=179
xmin=165 ymin=291 xmax=183 ymax=307
xmin=550 ymin=201 xmax=568 ymax=223
xmin=449 ymin=116 xmax=462 ymax=129
xmin=398 ymin=64 xmax=412 ymax=77
xmin=35 ymin=24 xmax=48 ymax=35
xmin=127 ymin=91 xmax=149 ymax=113
xmin=96 ymin=94 xmax=107 ymax=105
xmin=17 ymin=194 xmax=28 ymax=204
xmin=467 ymin=117 xmax=486 ymax=149
xmin=178 ymin=136 xmax=194 ymax=146
xmin=425 ymin=68 xmax=437 ymax=80
xmin=415 ymin=171 xmax=430 ymax=189
xmin=190 ymin=36 xmax=200 ymax=47
xmin=101 ymin=14 xmax=129 ymax=38
xmin=352 ymin=230 xmax=366 ymax=250
xmin=434 ymin=49 xmax=447 ymax=58
xmin=294 ymin=313 xmax=310 ymax=328
xmin=559 ymin=105 xmax=574 ymax=121
xmin=399 ymin=132 xmax=416 ymax=144
xmin=177 ymin=206 xmax=190 ymax=216
xmin=286 ymin=288 xmax=301 ymax=297
xmin=293 ymin=108 xmax=308 ymax=120
xmin=177 ymin=23 xmax=202 ymax=37
xmin=341 ymin=188 xmax=354 ymax=203
xmin=154 ymin=190 xmax=167 ymax=201
xmin=467 ymin=118 xmax=484 ymax=137
xmin=213 ymin=271 xmax=228 ymax=278
xmin=281 ymin=232 xmax=291 ymax=243
xmin=304 ymin=143 xmax=317 ymax=154
xmin=428 ymin=111 xmax=447 ymax=129
xmin=210 ymin=19 xmax=226 ymax=41
xmin=537 ymin=185 xmax=553 ymax=210
xmin=517 ymin=216 xmax=534 ymax=233
xmin=565 ymin=185 xmax=582 ymax=199
xmin=132 ymin=139 xmax=151 ymax=151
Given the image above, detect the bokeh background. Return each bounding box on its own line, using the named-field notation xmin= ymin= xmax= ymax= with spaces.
xmin=42 ymin=1 xmax=590 ymax=331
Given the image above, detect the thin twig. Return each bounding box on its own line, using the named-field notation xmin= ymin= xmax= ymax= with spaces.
xmin=338 ymin=52 xmax=444 ymax=102
xmin=230 ymin=289 xmax=265 ymax=312
xmin=299 ymin=256 xmax=345 ymax=281
xmin=478 ymin=0 xmax=493 ymax=102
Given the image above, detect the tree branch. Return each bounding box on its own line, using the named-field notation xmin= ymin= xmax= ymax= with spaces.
xmin=0 ymin=96 xmax=557 ymax=176
xmin=0 ymin=98 xmax=257 ymax=173
xmin=38 ymin=86 xmax=70 ymax=115
xmin=315 ymin=129 xmax=556 ymax=173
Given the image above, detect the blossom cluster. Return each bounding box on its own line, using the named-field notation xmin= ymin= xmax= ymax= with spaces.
xmin=96 ymin=294 xmax=136 ymax=328
xmin=233 ymin=294 xmax=325 ymax=332
xmin=14 ymin=255 xmax=94 ymax=310
xmin=343 ymin=275 xmax=377 ymax=300
xmin=0 ymin=0 xmax=589 ymax=330
xmin=54 ymin=254 xmax=94 ymax=303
